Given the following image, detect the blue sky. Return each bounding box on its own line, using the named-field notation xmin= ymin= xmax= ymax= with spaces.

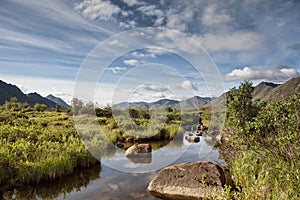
xmin=0 ymin=0 xmax=299 ymax=104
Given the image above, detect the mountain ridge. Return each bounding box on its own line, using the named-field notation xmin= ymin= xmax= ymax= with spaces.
xmin=46 ymin=94 xmax=70 ymax=108
xmin=1 ymin=76 xmax=299 ymax=109
xmin=204 ymin=76 xmax=300 ymax=107
xmin=114 ymin=96 xmax=212 ymax=109
xmin=0 ymin=80 xmax=57 ymax=108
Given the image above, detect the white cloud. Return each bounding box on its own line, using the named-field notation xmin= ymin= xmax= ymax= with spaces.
xmin=201 ymin=4 xmax=233 ymax=27
xmin=74 ymin=0 xmax=120 ymax=21
xmin=198 ymin=31 xmax=264 ymax=52
xmin=154 ymin=16 xmax=165 ymax=26
xmin=146 ymin=47 xmax=170 ymax=55
xmin=119 ymin=20 xmax=136 ymax=29
xmin=180 ymin=80 xmax=198 ymax=90
xmin=137 ymin=5 xmax=164 ymax=18
xmin=224 ymin=65 xmax=300 ymax=82
xmin=108 ymin=39 xmax=124 ymax=46
xmin=152 ymin=92 xmax=166 ymax=99
xmin=139 ymin=83 xmax=168 ymax=92
xmin=154 ymin=29 xmax=202 ymax=54
xmin=165 ymin=6 xmax=196 ymax=31
xmin=123 ymin=59 xmax=143 ymax=66
xmin=121 ymin=0 xmax=144 ymax=7
xmin=131 ymin=51 xmax=156 ymax=58
xmin=106 ymin=66 xmax=127 ymax=74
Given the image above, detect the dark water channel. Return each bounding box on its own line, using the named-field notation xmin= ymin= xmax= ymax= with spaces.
xmin=2 ymin=134 xmax=225 ymax=200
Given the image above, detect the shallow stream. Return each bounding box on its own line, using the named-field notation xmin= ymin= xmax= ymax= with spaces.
xmin=2 ymin=135 xmax=225 ymax=200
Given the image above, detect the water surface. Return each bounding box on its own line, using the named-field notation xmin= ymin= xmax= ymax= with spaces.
xmin=2 ymin=135 xmax=225 ymax=200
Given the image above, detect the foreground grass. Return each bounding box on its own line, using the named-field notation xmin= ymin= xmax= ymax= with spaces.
xmin=0 ymin=102 xmax=98 ymax=190
xmin=216 ymin=83 xmax=300 ymax=199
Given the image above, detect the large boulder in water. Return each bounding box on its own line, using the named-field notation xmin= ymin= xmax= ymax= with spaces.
xmin=125 ymin=143 xmax=152 ymax=157
xmin=148 ymin=161 xmax=229 ymax=200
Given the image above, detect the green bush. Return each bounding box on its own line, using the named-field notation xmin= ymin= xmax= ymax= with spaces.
xmin=220 ymin=81 xmax=300 ymax=199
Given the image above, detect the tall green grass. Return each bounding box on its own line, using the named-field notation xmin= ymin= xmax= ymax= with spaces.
xmin=0 ymin=102 xmax=99 ymax=189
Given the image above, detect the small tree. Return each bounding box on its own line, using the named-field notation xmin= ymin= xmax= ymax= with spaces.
xmin=226 ymin=80 xmax=256 ymax=134
xmin=34 ymin=103 xmax=47 ymax=112
xmin=71 ymin=98 xmax=83 ymax=115
xmin=79 ymin=101 xmax=95 ymax=115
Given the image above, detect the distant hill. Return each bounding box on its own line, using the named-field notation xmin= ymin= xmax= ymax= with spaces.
xmin=114 ymin=96 xmax=211 ymax=109
xmin=260 ymin=76 xmax=300 ymax=102
xmin=0 ymin=80 xmax=57 ymax=108
xmin=150 ymin=99 xmax=179 ymax=108
xmin=206 ymin=76 xmax=300 ymax=107
xmin=46 ymin=94 xmax=70 ymax=108
xmin=180 ymin=96 xmax=211 ymax=108
xmin=114 ymin=101 xmax=150 ymax=109
xmin=252 ymin=82 xmax=280 ymax=101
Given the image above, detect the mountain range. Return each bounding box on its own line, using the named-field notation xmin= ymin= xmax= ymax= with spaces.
xmin=114 ymin=96 xmax=212 ymax=109
xmin=0 ymin=76 xmax=299 ymax=109
xmin=0 ymin=80 xmax=70 ymax=108
xmin=208 ymin=76 xmax=300 ymax=107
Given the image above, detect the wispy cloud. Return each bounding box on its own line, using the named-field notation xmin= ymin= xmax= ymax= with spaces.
xmin=108 ymin=39 xmax=126 ymax=47
xmin=201 ymin=4 xmax=233 ymax=27
xmin=287 ymin=43 xmax=300 ymax=51
xmin=123 ymin=59 xmax=144 ymax=66
xmin=106 ymin=66 xmax=127 ymax=74
xmin=198 ymin=31 xmax=264 ymax=52
xmin=138 ymin=83 xmax=168 ymax=92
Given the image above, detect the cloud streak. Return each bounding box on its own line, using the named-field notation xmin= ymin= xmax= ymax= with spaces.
xmin=106 ymin=66 xmax=127 ymax=74
xmin=198 ymin=31 xmax=264 ymax=52
xmin=123 ymin=59 xmax=144 ymax=66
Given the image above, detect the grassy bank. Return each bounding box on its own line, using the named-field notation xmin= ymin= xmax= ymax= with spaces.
xmin=0 ymin=101 xmax=99 ymax=191
xmin=217 ymin=82 xmax=300 ymax=199
xmin=1 ymin=99 xmax=201 ymax=191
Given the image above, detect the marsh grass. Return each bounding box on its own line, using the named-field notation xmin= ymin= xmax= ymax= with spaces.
xmin=0 ymin=102 xmax=98 ymax=190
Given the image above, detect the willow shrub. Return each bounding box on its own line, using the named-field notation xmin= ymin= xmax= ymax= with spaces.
xmin=220 ymin=83 xmax=300 ymax=199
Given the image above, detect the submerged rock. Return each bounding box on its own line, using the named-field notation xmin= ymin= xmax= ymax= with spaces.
xmin=148 ymin=161 xmax=228 ymax=200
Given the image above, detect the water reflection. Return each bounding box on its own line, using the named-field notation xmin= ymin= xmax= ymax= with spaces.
xmin=1 ymin=133 xmax=225 ymax=200
xmin=1 ymin=164 xmax=101 ymax=200
xmin=126 ymin=153 xmax=152 ymax=164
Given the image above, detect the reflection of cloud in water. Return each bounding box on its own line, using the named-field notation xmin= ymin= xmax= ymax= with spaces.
xmin=126 ymin=154 xmax=152 ymax=164
xmin=101 ymin=135 xmax=224 ymax=173
xmin=108 ymin=183 xmax=119 ymax=191
xmin=123 ymin=162 xmax=140 ymax=169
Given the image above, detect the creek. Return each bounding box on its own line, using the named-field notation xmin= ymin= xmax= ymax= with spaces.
xmin=2 ymin=134 xmax=225 ymax=200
